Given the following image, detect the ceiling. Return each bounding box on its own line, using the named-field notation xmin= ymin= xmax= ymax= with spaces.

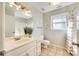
xmin=5 ymin=2 xmax=76 ymax=19
xmin=23 ymin=2 xmax=76 ymax=13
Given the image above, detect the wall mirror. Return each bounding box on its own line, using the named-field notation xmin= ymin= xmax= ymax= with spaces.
xmin=5 ymin=2 xmax=33 ymax=38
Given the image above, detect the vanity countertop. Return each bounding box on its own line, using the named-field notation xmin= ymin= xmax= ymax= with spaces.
xmin=4 ymin=37 xmax=36 ymax=52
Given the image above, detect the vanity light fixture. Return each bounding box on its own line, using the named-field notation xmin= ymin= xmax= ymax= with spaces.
xmin=8 ymin=2 xmax=22 ymax=10
xmin=8 ymin=2 xmax=32 ymax=16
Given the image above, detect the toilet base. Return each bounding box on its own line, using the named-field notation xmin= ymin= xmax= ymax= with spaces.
xmin=41 ymin=40 xmax=50 ymax=48
xmin=43 ymin=45 xmax=48 ymax=48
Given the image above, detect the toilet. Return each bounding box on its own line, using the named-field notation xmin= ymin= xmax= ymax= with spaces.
xmin=41 ymin=40 xmax=50 ymax=48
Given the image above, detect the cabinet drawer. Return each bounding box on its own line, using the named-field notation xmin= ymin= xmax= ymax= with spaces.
xmin=5 ymin=45 xmax=27 ymax=56
xmin=19 ymin=47 xmax=36 ymax=56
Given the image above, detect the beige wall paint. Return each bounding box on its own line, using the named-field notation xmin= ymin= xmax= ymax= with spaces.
xmin=43 ymin=3 xmax=78 ymax=48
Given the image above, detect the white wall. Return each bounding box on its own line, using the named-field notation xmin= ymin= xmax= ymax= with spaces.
xmin=32 ymin=8 xmax=43 ymax=39
xmin=43 ymin=3 xmax=78 ymax=48
xmin=0 ymin=3 xmax=4 ymax=51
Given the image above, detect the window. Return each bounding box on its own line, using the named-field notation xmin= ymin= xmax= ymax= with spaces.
xmin=51 ymin=13 xmax=67 ymax=30
xmin=77 ymin=13 xmax=79 ymax=30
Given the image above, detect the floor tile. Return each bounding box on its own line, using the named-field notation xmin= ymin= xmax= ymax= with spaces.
xmin=41 ymin=45 xmax=71 ymax=56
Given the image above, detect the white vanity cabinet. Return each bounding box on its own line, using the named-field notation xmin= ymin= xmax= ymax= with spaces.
xmin=4 ymin=39 xmax=41 ymax=56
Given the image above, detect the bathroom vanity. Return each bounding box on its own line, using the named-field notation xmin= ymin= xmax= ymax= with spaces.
xmin=3 ymin=37 xmax=42 ymax=56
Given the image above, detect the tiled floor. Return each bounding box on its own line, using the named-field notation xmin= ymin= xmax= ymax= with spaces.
xmin=41 ymin=45 xmax=72 ymax=56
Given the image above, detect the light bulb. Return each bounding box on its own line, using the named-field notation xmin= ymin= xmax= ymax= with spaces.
xmin=9 ymin=4 xmax=13 ymax=7
xmin=8 ymin=2 xmax=14 ymax=7
xmin=16 ymin=5 xmax=21 ymax=10
xmin=49 ymin=2 xmax=61 ymax=5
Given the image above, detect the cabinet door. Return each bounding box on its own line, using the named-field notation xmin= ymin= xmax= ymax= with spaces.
xmin=36 ymin=40 xmax=41 ymax=56
xmin=26 ymin=47 xmax=36 ymax=56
